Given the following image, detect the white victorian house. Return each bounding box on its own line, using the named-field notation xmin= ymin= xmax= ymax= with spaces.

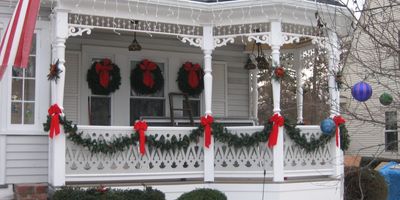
xmin=0 ymin=0 xmax=350 ymax=199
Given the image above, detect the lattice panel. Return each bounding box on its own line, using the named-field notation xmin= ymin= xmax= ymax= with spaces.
xmin=284 ymin=126 xmax=334 ymax=171
xmin=282 ymin=23 xmax=320 ymax=37
xmin=66 ymin=127 xmax=204 ymax=175
xmin=68 ymin=13 xmax=203 ymax=36
xmin=214 ymin=127 xmax=273 ymax=173
xmin=213 ymin=23 xmax=270 ymax=36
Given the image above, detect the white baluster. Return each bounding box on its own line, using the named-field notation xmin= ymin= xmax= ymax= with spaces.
xmin=295 ymin=50 xmax=304 ymax=124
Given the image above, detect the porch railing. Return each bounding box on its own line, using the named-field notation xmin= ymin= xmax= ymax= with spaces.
xmin=65 ymin=125 xmax=337 ymax=183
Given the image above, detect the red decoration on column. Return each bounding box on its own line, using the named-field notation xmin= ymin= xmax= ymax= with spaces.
xmin=134 ymin=120 xmax=148 ymax=155
xmin=184 ymin=62 xmax=201 ymax=89
xmin=201 ymin=115 xmax=214 ymax=148
xmin=48 ymin=104 xmax=62 ymax=139
xmin=140 ymin=59 xmax=157 ymax=88
xmin=95 ymin=59 xmax=113 ymax=88
xmin=274 ymin=67 xmax=285 ymax=78
xmin=333 ymin=115 xmax=346 ymax=147
xmin=268 ymin=113 xmax=285 ymax=148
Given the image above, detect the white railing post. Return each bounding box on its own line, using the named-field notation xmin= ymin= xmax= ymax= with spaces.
xmin=270 ymin=20 xmax=284 ymax=182
xmin=48 ymin=8 xmax=68 ymax=187
xmin=295 ymin=50 xmax=304 ymax=124
xmin=202 ymin=25 xmax=215 ymax=182
xmin=327 ymin=30 xmax=343 ymax=178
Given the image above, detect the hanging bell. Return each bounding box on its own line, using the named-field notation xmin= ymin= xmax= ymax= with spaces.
xmin=244 ymin=58 xmax=257 ymax=70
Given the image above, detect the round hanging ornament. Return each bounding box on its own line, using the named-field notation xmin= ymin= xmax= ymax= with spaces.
xmin=274 ymin=66 xmax=285 ymax=79
xmin=131 ymin=59 xmax=164 ymax=95
xmin=379 ymin=92 xmax=393 ymax=106
xmin=87 ymin=59 xmax=121 ymax=95
xmin=177 ymin=62 xmax=204 ymax=96
xmin=351 ymin=81 xmax=372 ymax=102
xmin=320 ymin=118 xmax=336 ymax=135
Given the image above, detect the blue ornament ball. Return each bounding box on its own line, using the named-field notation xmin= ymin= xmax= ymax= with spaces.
xmin=320 ymin=118 xmax=336 ymax=135
xmin=351 ymin=81 xmax=372 ymax=102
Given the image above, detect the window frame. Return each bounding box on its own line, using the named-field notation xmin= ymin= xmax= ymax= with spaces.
xmin=6 ymin=32 xmax=40 ymax=132
xmin=129 ymin=59 xmax=168 ymax=123
xmin=385 ymin=111 xmax=398 ymax=152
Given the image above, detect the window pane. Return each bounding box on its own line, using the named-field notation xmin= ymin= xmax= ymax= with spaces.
xmin=386 ymin=131 xmax=398 ymax=151
xmin=25 ymin=56 xmax=36 ymax=77
xmin=11 ymin=102 xmax=22 ymax=124
xmin=89 ymin=97 xmax=111 ymax=125
xmin=12 ymin=68 xmax=23 ymax=77
xmin=11 ymin=78 xmax=23 ymax=100
xmin=24 ymin=103 xmax=35 ymax=124
xmin=385 ymin=111 xmax=397 ymax=130
xmin=24 ymin=79 xmax=35 ymax=101
xmin=130 ymin=99 xmax=165 ymax=123
xmin=183 ymin=100 xmax=200 ymax=117
xmin=30 ymin=34 xmax=36 ymax=54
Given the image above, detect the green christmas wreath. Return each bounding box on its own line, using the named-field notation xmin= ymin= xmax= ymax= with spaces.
xmin=131 ymin=59 xmax=164 ymax=95
xmin=177 ymin=62 xmax=204 ymax=96
xmin=87 ymin=59 xmax=121 ymax=95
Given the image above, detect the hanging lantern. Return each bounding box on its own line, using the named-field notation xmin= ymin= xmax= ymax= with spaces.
xmin=128 ymin=21 xmax=142 ymax=51
xmin=256 ymin=56 xmax=269 ymax=70
xmin=379 ymin=92 xmax=393 ymax=106
xmin=244 ymin=58 xmax=256 ymax=70
xmin=320 ymin=118 xmax=336 ymax=135
xmin=351 ymin=81 xmax=372 ymax=102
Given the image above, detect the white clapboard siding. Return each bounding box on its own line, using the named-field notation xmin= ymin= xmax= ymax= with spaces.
xmin=5 ymin=135 xmax=48 ymax=183
xmin=212 ymin=63 xmax=227 ymax=117
xmin=63 ymin=52 xmax=80 ymax=123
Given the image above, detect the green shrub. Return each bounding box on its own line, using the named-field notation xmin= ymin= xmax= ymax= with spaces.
xmin=344 ymin=167 xmax=388 ymax=200
xmin=177 ymin=188 xmax=227 ymax=200
xmin=53 ymin=186 xmax=165 ymax=200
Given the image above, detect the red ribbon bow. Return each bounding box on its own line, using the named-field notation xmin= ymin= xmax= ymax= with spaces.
xmin=333 ymin=115 xmax=346 ymax=147
xmin=134 ymin=120 xmax=148 ymax=155
xmin=268 ymin=114 xmax=285 ymax=148
xmin=95 ymin=59 xmax=113 ymax=88
xmin=183 ymin=62 xmax=201 ymax=89
xmin=48 ymin=104 xmax=62 ymax=139
xmin=140 ymin=59 xmax=157 ymax=88
xmin=201 ymin=115 xmax=214 ymax=148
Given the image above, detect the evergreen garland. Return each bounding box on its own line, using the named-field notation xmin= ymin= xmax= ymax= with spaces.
xmin=43 ymin=116 xmax=349 ymax=155
xmin=87 ymin=60 xmax=121 ymax=95
xmin=131 ymin=59 xmax=164 ymax=95
xmin=177 ymin=62 xmax=204 ymax=96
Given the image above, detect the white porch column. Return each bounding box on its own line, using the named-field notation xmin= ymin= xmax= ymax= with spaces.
xmin=295 ymin=50 xmax=303 ymax=124
xmin=202 ymin=25 xmax=215 ymax=182
xmin=251 ymin=68 xmax=259 ymax=123
xmin=48 ymin=9 xmax=68 ymax=187
xmin=270 ymin=20 xmax=284 ymax=182
xmin=327 ymin=31 xmax=343 ymax=178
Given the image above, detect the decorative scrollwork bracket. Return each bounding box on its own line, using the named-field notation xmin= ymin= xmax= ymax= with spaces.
xmin=68 ymin=26 xmax=92 ymax=37
xmin=214 ymin=37 xmax=235 ymax=48
xmin=178 ymin=36 xmax=203 ymax=48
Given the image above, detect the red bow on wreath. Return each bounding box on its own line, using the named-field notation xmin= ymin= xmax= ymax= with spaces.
xmin=48 ymin=104 xmax=62 ymax=139
xmin=184 ymin=62 xmax=201 ymax=89
xmin=95 ymin=59 xmax=113 ymax=88
xmin=140 ymin=59 xmax=157 ymax=88
xmin=333 ymin=115 xmax=346 ymax=147
xmin=201 ymin=115 xmax=214 ymax=148
xmin=134 ymin=120 xmax=148 ymax=155
xmin=268 ymin=113 xmax=284 ymax=148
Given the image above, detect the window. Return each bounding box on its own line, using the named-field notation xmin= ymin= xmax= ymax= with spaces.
xmin=385 ymin=111 xmax=398 ymax=151
xmin=130 ymin=61 xmax=165 ymax=123
xmin=183 ymin=97 xmax=201 ymax=117
xmin=10 ymin=34 xmax=36 ymax=124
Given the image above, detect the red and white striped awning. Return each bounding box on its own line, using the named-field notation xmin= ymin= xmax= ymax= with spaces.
xmin=0 ymin=0 xmax=40 ymax=81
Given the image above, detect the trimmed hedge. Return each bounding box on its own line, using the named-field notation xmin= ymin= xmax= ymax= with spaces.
xmin=344 ymin=167 xmax=387 ymax=200
xmin=53 ymin=187 xmax=165 ymax=200
xmin=177 ymin=188 xmax=227 ymax=200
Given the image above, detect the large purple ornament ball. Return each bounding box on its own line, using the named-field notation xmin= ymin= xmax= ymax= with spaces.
xmin=351 ymin=81 xmax=372 ymax=102
xmin=320 ymin=118 xmax=336 ymax=135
